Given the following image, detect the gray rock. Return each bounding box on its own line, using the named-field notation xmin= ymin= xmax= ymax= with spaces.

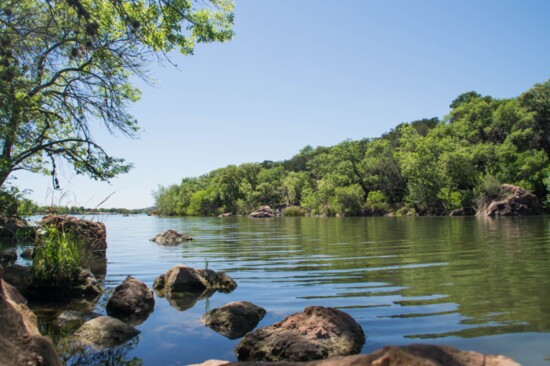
xmin=106 ymin=276 xmax=154 ymax=324
xmin=73 ymin=316 xmax=140 ymax=349
xmin=235 ymin=306 xmax=365 ymax=362
xmin=0 ymin=248 xmax=17 ymax=264
xmin=150 ymin=230 xmax=192 ymax=245
xmin=201 ymin=301 xmax=266 ymax=339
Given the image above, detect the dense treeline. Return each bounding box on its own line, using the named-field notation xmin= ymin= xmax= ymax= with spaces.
xmin=154 ymin=80 xmax=550 ymax=217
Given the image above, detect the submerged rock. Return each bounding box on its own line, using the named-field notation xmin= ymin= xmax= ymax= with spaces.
xmin=154 ymin=265 xmax=237 ymax=295
xmin=150 ymin=230 xmax=192 ymax=245
xmin=154 ymin=265 xmax=237 ymax=311
xmin=39 ymin=215 xmax=107 ymax=257
xmin=476 ymin=184 xmax=542 ymax=216
xmin=73 ymin=316 xmax=140 ymax=349
xmin=235 ymin=306 xmax=365 ymax=362
xmin=106 ymin=276 xmax=154 ymax=324
xmin=54 ymin=310 xmax=101 ymax=330
xmin=0 ymin=267 xmax=62 ymax=366
xmin=248 ymin=206 xmax=274 ymax=218
xmin=201 ymin=301 xmax=266 ymax=339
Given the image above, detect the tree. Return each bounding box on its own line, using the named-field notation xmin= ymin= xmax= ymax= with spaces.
xmin=0 ymin=0 xmax=233 ymax=189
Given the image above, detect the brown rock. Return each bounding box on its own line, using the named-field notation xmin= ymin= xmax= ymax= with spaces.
xmin=476 ymin=184 xmax=542 ymax=216
xmin=202 ymin=301 xmax=266 ymax=339
xmin=106 ymin=276 xmax=154 ymax=324
xmin=73 ymin=316 xmax=140 ymax=349
xmin=0 ymin=275 xmax=62 ymax=366
xmin=235 ymin=306 xmax=365 ymax=362
xmin=154 ymin=265 xmax=237 ymax=296
xmin=39 ymin=215 xmax=107 ymax=256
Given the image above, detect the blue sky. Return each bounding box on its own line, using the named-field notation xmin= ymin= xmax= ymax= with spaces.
xmin=14 ymin=0 xmax=550 ymax=209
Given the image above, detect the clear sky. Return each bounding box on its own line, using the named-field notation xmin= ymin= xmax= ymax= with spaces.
xmin=13 ymin=0 xmax=550 ymax=209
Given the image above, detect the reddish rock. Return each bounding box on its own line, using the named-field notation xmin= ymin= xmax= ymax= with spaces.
xmin=0 ymin=265 xmax=62 ymax=366
xmin=40 ymin=215 xmax=107 ymax=256
xmin=476 ymin=184 xmax=542 ymax=216
xmin=200 ymin=344 xmax=519 ymax=366
xmin=235 ymin=306 xmax=365 ymax=362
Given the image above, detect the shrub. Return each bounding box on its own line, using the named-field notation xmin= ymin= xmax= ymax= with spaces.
xmin=364 ymin=190 xmax=390 ymax=215
xmin=32 ymin=226 xmax=86 ymax=294
xmin=283 ymin=206 xmax=305 ymax=216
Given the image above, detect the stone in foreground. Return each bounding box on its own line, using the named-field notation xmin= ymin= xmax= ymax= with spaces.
xmin=73 ymin=316 xmax=140 ymax=349
xmin=202 ymin=301 xmax=266 ymax=339
xmin=150 ymin=230 xmax=193 ymax=245
xmin=106 ymin=276 xmax=154 ymax=324
xmin=195 ymin=344 xmax=520 ymax=366
xmin=235 ymin=306 xmax=365 ymax=362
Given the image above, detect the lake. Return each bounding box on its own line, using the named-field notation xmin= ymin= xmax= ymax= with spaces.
xmin=26 ymin=215 xmax=550 ymax=365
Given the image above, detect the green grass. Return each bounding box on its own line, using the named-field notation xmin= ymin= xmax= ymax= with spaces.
xmin=32 ymin=226 xmax=86 ymax=294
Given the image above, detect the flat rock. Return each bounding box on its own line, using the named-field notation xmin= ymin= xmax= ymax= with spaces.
xmin=202 ymin=301 xmax=266 ymax=339
xmin=235 ymin=306 xmax=365 ymax=362
xmin=150 ymin=230 xmax=193 ymax=245
xmin=73 ymin=315 xmax=140 ymax=349
xmin=106 ymin=276 xmax=154 ymax=324
xmin=249 ymin=206 xmax=274 ymax=218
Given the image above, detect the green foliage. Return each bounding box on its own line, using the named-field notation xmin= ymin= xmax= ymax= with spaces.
xmin=0 ymin=0 xmax=234 ymax=191
xmin=283 ymin=206 xmax=305 ymax=217
xmin=32 ymin=226 xmax=85 ymax=294
xmin=153 ymin=80 xmax=550 ymax=217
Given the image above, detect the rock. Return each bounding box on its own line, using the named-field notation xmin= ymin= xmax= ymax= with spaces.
xmin=54 ymin=310 xmax=101 ymax=330
xmin=0 ymin=270 xmax=62 ymax=366
xmin=106 ymin=276 xmax=154 ymax=324
xmin=39 ymin=215 xmax=107 ymax=256
xmin=235 ymin=306 xmax=365 ymax=362
xmin=154 ymin=265 xmax=237 ymax=296
xmin=20 ymin=247 xmax=34 ymax=260
xmin=249 ymin=206 xmax=274 ymax=218
xmin=0 ymin=247 xmax=17 ymax=264
xmin=0 ymin=215 xmax=35 ymax=240
xmin=201 ymin=301 xmax=266 ymax=339
xmin=218 ymin=213 xmax=233 ymax=217
xmin=449 ymin=207 xmax=476 ymax=216
xmin=73 ymin=315 xmax=140 ymax=349
xmin=150 ymin=229 xmax=193 ymax=245
xmin=27 ymin=267 xmax=103 ymax=301
xmin=476 ymin=184 xmax=543 ymax=216
xmin=191 ymin=361 xmax=230 ymax=366
xmin=221 ymin=344 xmax=519 ymax=366
xmin=2 ymin=264 xmax=32 ymax=296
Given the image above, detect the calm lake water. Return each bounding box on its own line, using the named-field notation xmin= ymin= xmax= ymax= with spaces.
xmin=24 ymin=215 xmax=550 ymax=365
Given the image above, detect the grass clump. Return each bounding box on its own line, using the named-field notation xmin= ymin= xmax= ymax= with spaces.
xmin=32 ymin=226 xmax=86 ymax=294
xmin=283 ymin=206 xmax=305 ymax=216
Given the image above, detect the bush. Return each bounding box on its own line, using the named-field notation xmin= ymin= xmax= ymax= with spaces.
xmin=283 ymin=206 xmax=305 ymax=216
xmin=32 ymin=226 xmax=86 ymax=295
xmin=364 ymin=190 xmax=390 ymax=215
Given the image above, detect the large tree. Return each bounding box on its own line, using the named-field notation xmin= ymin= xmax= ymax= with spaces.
xmin=0 ymin=0 xmax=233 ymax=189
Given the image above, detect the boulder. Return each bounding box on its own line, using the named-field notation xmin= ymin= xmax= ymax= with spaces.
xmin=223 ymin=344 xmax=520 ymax=365
xmin=0 ymin=215 xmax=34 ymax=240
xmin=0 ymin=247 xmax=17 ymax=264
xmin=249 ymin=206 xmax=274 ymax=218
xmin=106 ymin=276 xmax=154 ymax=324
xmin=73 ymin=315 xmax=140 ymax=349
xmin=20 ymin=247 xmax=34 ymax=260
xmin=201 ymin=301 xmax=266 ymax=339
xmin=39 ymin=215 xmax=107 ymax=256
xmin=235 ymin=306 xmax=365 ymax=362
xmin=218 ymin=213 xmax=233 ymax=217
xmin=154 ymin=265 xmax=237 ymax=296
xmin=476 ymin=184 xmax=542 ymax=216
xmin=54 ymin=310 xmax=101 ymax=330
xmin=0 ymin=266 xmax=62 ymax=366
xmin=2 ymin=264 xmax=32 ymax=296
xmin=27 ymin=267 xmax=103 ymax=301
xmin=150 ymin=230 xmax=192 ymax=245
